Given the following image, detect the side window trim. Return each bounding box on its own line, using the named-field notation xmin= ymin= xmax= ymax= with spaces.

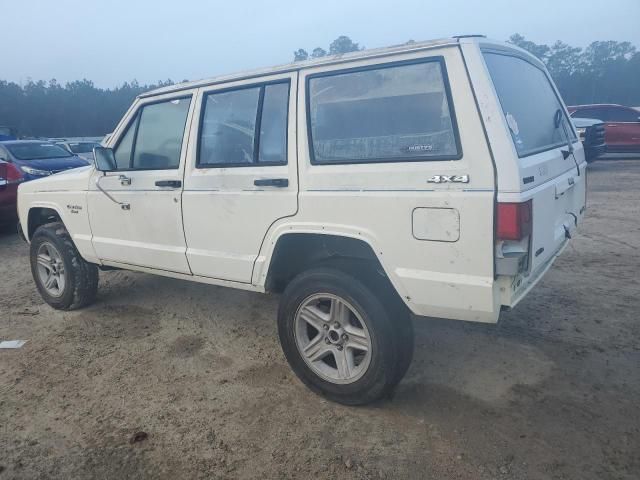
xmin=112 ymin=110 xmax=139 ymax=170
xmin=196 ymin=79 xmax=291 ymax=169
xmin=111 ymin=95 xmax=192 ymax=172
xmin=128 ymin=111 xmax=143 ymax=169
xmin=305 ymin=56 xmax=463 ymax=166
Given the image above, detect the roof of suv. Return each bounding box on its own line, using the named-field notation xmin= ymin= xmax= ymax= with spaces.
xmin=141 ymin=35 xmax=505 ymax=99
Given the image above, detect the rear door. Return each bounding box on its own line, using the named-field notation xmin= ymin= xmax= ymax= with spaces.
xmin=181 ymin=73 xmax=298 ymax=283
xmin=478 ymin=46 xmax=586 ymax=274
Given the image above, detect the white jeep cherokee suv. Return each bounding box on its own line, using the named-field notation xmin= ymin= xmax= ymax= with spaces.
xmin=17 ymin=36 xmax=586 ymax=405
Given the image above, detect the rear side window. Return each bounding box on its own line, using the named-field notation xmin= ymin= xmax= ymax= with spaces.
xmin=198 ymin=81 xmax=290 ymax=167
xmin=113 ymin=97 xmax=191 ymax=170
xmin=484 ymin=52 xmax=575 ymax=157
xmin=307 ymin=59 xmax=460 ymax=164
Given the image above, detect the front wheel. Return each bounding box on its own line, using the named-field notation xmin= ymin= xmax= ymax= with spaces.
xmin=278 ymin=266 xmax=413 ymax=405
xmin=30 ymin=222 xmax=98 ymax=310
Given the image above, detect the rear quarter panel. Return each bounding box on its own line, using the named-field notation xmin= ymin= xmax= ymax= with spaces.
xmin=254 ymin=45 xmax=500 ymax=322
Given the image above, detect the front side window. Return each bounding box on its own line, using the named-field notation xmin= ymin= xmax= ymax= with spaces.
xmin=113 ymin=97 xmax=191 ymax=170
xmin=308 ymin=59 xmax=460 ymax=164
xmin=198 ymin=81 xmax=290 ymax=167
xmin=484 ymin=52 xmax=575 ymax=158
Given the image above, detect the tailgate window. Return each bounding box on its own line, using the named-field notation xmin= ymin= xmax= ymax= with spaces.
xmin=483 ymin=52 xmax=575 ymax=158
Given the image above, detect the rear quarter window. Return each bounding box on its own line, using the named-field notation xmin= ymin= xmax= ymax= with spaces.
xmin=483 ymin=52 xmax=575 ymax=158
xmin=307 ymin=58 xmax=461 ymax=164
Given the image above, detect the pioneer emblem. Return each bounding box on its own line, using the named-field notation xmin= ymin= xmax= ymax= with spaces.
xmin=66 ymin=204 xmax=83 ymax=214
xmin=427 ymin=175 xmax=469 ymax=184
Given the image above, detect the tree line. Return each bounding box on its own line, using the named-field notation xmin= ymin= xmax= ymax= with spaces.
xmin=0 ymin=34 xmax=638 ymax=138
xmin=0 ymin=79 xmax=174 ymax=138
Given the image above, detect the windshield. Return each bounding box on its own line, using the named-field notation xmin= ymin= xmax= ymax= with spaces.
xmin=67 ymin=142 xmax=100 ymax=154
xmin=483 ymin=51 xmax=576 ymax=158
xmin=0 ymin=127 xmax=13 ymax=136
xmin=6 ymin=143 xmax=73 ymax=160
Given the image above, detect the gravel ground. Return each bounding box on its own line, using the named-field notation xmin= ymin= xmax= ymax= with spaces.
xmin=1 ymin=159 xmax=639 ymax=480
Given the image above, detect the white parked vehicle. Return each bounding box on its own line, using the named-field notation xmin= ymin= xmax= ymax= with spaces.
xmin=17 ymin=36 xmax=586 ymax=405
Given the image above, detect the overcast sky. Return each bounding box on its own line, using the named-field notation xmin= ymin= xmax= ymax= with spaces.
xmin=3 ymin=0 xmax=639 ymax=88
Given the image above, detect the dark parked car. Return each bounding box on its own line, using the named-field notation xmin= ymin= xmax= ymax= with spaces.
xmin=572 ymin=117 xmax=606 ymax=162
xmin=0 ymin=159 xmax=22 ymax=228
xmin=569 ymin=104 xmax=640 ymax=154
xmin=0 ymin=140 xmax=89 ymax=182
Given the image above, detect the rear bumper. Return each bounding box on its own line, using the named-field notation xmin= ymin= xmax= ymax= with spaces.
xmin=500 ymin=240 xmax=569 ymax=310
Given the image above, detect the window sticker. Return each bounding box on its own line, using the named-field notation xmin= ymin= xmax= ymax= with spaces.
xmin=505 ymin=112 xmax=523 ymax=145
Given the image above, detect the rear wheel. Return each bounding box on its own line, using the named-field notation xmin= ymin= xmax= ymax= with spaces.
xmin=30 ymin=222 xmax=98 ymax=310
xmin=278 ymin=266 xmax=413 ymax=405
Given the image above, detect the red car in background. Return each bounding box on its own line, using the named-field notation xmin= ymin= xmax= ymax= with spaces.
xmin=0 ymin=159 xmax=22 ymax=229
xmin=568 ymin=104 xmax=640 ymax=154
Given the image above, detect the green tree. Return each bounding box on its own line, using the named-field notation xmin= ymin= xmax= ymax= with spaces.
xmin=293 ymin=49 xmax=309 ymax=62
xmin=329 ymin=35 xmax=363 ymax=55
xmin=508 ymin=33 xmax=550 ymax=61
xmin=508 ymin=33 xmax=640 ymax=106
xmin=311 ymin=47 xmax=327 ymax=59
xmin=294 ymin=35 xmax=363 ymax=61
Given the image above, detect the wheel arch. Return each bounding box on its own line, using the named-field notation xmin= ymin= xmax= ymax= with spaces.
xmin=261 ymin=231 xmax=407 ymax=303
xmin=26 ymin=205 xmax=65 ymax=242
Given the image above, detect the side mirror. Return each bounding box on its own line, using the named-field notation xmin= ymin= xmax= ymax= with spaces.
xmin=93 ymin=146 xmax=116 ymax=172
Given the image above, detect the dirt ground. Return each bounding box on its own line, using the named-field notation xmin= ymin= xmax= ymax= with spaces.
xmin=1 ymin=159 xmax=639 ymax=480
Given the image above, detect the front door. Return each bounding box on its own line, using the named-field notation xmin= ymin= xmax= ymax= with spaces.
xmin=88 ymin=93 xmax=196 ymax=274
xmin=181 ymin=73 xmax=298 ymax=283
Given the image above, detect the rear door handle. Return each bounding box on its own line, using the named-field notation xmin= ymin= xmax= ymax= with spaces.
xmin=254 ymin=178 xmax=288 ymax=187
xmin=155 ymin=180 xmax=182 ymax=188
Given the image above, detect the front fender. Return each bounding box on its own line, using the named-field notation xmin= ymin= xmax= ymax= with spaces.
xmin=21 ymin=194 xmax=99 ymax=264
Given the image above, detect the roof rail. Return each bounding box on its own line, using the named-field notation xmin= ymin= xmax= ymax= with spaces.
xmin=453 ymin=34 xmax=487 ymax=39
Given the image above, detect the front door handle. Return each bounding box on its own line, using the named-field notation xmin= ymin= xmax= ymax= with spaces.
xmin=253 ymin=178 xmax=288 ymax=187
xmin=119 ymin=174 xmax=131 ymax=186
xmin=155 ymin=180 xmax=182 ymax=188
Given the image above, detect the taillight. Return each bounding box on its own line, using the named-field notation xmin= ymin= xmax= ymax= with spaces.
xmin=0 ymin=162 xmax=24 ymax=184
xmin=497 ymin=201 xmax=532 ymax=241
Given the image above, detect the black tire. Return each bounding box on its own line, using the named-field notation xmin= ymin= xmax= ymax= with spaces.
xmin=361 ymin=264 xmax=414 ymax=387
xmin=30 ymin=222 xmax=98 ymax=310
xmin=278 ymin=266 xmax=413 ymax=405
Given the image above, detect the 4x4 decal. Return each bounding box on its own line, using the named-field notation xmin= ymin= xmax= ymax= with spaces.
xmin=427 ymin=175 xmax=470 ymax=184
